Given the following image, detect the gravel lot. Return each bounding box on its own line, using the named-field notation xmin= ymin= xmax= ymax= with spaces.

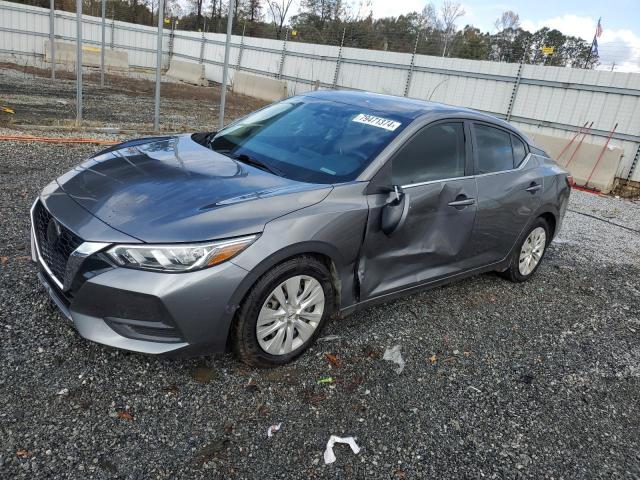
xmin=0 ymin=64 xmax=265 ymax=130
xmin=1 ymin=130 xmax=639 ymax=479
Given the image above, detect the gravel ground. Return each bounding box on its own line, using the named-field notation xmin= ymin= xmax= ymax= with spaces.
xmin=1 ymin=130 xmax=639 ymax=479
xmin=0 ymin=65 xmax=265 ymax=131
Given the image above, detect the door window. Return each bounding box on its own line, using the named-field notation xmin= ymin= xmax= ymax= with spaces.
xmin=392 ymin=122 xmax=465 ymax=185
xmin=474 ymin=124 xmax=514 ymax=174
xmin=512 ymin=134 xmax=528 ymax=167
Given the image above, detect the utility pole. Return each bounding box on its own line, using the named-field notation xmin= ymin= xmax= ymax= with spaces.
xmin=100 ymin=0 xmax=106 ymax=87
xmin=49 ymin=0 xmax=55 ymax=80
xmin=153 ymin=0 xmax=165 ymax=131
xmin=75 ymin=0 xmax=82 ymax=126
xmin=219 ymin=0 xmax=235 ymax=130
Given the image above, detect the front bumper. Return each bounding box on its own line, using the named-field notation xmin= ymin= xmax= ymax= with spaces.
xmin=32 ymin=197 xmax=253 ymax=356
xmin=36 ymin=261 xmax=251 ymax=355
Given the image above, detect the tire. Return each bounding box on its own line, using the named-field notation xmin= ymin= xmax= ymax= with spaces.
xmin=499 ymin=217 xmax=550 ymax=283
xmin=231 ymin=256 xmax=335 ymax=367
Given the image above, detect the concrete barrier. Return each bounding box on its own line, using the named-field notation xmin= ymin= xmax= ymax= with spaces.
xmin=166 ymin=59 xmax=207 ymax=86
xmin=44 ymin=40 xmax=128 ymax=70
xmin=233 ymin=72 xmax=288 ymax=102
xmin=526 ymin=132 xmax=624 ymax=193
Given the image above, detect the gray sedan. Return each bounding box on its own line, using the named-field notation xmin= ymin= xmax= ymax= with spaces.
xmin=31 ymin=91 xmax=571 ymax=366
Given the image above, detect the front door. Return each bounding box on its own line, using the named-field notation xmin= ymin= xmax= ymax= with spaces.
xmin=359 ymin=121 xmax=479 ymax=300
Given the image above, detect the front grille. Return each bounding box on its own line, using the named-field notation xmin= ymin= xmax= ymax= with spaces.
xmin=33 ymin=201 xmax=83 ymax=285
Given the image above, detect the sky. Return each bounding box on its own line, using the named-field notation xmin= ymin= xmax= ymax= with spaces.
xmin=363 ymin=0 xmax=640 ymax=72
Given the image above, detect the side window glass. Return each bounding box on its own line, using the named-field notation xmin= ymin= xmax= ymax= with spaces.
xmin=474 ymin=124 xmax=514 ymax=174
xmin=512 ymin=135 xmax=527 ymax=167
xmin=392 ymin=122 xmax=465 ymax=185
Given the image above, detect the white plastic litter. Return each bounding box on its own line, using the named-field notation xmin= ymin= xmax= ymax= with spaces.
xmin=267 ymin=423 xmax=282 ymax=438
xmin=383 ymin=345 xmax=405 ymax=374
xmin=323 ymin=435 xmax=361 ymax=464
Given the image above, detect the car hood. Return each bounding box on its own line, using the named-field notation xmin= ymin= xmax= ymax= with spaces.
xmin=56 ymin=135 xmax=332 ymax=243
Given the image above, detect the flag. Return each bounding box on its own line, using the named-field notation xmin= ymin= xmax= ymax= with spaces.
xmin=591 ymin=38 xmax=598 ymax=56
xmin=595 ymin=18 xmax=603 ymax=38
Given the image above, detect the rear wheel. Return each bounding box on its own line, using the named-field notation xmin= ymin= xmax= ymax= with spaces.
xmin=499 ymin=218 xmax=549 ymax=283
xmin=231 ymin=256 xmax=334 ymax=367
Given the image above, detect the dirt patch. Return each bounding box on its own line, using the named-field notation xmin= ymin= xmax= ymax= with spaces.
xmin=0 ymin=62 xmax=266 ymax=131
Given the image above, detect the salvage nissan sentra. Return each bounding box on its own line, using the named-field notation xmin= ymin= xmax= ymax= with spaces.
xmin=31 ymin=90 xmax=571 ymax=366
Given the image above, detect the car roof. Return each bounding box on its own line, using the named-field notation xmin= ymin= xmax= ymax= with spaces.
xmin=300 ymin=90 xmax=530 ymax=143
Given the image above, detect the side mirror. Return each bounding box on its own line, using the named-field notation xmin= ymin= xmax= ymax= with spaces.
xmin=381 ymin=186 xmax=410 ymax=236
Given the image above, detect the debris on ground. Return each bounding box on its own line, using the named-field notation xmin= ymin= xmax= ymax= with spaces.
xmin=323 ymin=435 xmax=361 ymax=464
xmin=317 ymin=335 xmax=341 ymax=342
xmin=324 ymin=353 xmax=342 ymax=368
xmin=317 ymin=376 xmax=334 ymax=385
xmin=266 ymin=423 xmax=282 ymax=438
xmin=383 ymin=345 xmax=405 ymax=374
xmin=116 ymin=411 xmax=134 ymax=421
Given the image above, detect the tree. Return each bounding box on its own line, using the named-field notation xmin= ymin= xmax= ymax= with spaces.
xmin=242 ymin=0 xmax=263 ymax=23
xmin=266 ymin=0 xmax=293 ymax=39
xmin=493 ymin=10 xmax=520 ymax=61
xmin=439 ymin=1 xmax=465 ymax=57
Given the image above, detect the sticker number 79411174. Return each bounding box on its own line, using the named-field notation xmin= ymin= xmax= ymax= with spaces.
xmin=352 ymin=113 xmax=401 ymax=131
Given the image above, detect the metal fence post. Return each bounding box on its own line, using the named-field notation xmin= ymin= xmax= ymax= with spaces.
xmin=403 ymin=33 xmax=419 ymax=97
xmin=100 ymin=0 xmax=106 ymax=87
xmin=332 ymin=28 xmax=346 ymax=89
xmin=110 ymin=14 xmax=115 ymax=49
xmin=277 ymin=28 xmax=289 ymax=79
xmin=75 ymin=0 xmax=82 ymax=126
xmin=168 ymin=19 xmax=175 ymax=67
xmin=219 ymin=0 xmax=235 ymax=130
xmin=627 ymin=143 xmax=640 ymax=182
xmin=49 ymin=0 xmax=55 ymax=80
xmin=235 ymin=21 xmax=246 ymax=71
xmin=153 ymin=0 xmax=165 ymax=131
xmin=506 ymin=42 xmax=528 ymax=121
xmin=199 ymin=23 xmax=206 ymax=64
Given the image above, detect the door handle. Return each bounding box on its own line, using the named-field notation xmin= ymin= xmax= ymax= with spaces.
xmin=448 ymin=197 xmax=476 ymax=208
xmin=525 ymin=182 xmax=542 ymax=193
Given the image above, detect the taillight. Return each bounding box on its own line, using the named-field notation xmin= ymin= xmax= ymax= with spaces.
xmin=566 ymin=175 xmax=574 ymax=188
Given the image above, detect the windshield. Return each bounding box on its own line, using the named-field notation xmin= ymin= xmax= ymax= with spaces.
xmin=210 ymin=97 xmax=408 ymax=184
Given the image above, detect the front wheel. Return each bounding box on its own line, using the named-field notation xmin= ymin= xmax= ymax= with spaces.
xmin=499 ymin=218 xmax=549 ymax=283
xmin=231 ymin=256 xmax=335 ymax=367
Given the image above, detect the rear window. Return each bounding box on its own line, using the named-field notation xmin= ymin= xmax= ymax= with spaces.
xmin=474 ymin=124 xmax=514 ymax=174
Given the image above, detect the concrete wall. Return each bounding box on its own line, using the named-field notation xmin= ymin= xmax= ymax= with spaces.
xmin=233 ymin=72 xmax=288 ymax=101
xmin=44 ymin=40 xmax=128 ymax=70
xmin=1 ymin=0 xmax=639 ymax=183
xmin=526 ymin=132 xmax=624 ymax=193
xmin=166 ymin=58 xmax=207 ymax=86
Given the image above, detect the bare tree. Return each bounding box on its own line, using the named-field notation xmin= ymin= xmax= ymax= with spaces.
xmin=494 ymin=10 xmax=520 ymax=31
xmin=440 ymin=1 xmax=465 ymax=56
xmin=421 ymin=3 xmax=440 ymax=30
xmin=266 ymin=0 xmax=293 ymax=39
xmin=494 ymin=10 xmax=520 ymax=61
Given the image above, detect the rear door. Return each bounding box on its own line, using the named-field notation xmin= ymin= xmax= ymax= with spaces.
xmin=470 ymin=123 xmax=543 ymax=265
xmin=359 ymin=120 xmax=479 ymax=300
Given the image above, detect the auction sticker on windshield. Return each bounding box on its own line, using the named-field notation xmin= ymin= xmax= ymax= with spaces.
xmin=352 ymin=113 xmax=401 ymax=131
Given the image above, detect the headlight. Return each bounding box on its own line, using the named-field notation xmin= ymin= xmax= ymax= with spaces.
xmin=105 ymin=235 xmax=257 ymax=272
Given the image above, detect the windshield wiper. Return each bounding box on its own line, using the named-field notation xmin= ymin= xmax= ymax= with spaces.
xmin=225 ymin=152 xmax=281 ymax=176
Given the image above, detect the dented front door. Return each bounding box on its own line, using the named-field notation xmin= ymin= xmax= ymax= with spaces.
xmin=359 ymin=178 xmax=478 ymax=300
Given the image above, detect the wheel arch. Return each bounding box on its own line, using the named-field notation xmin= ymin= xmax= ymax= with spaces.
xmin=222 ymin=242 xmax=347 ymax=349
